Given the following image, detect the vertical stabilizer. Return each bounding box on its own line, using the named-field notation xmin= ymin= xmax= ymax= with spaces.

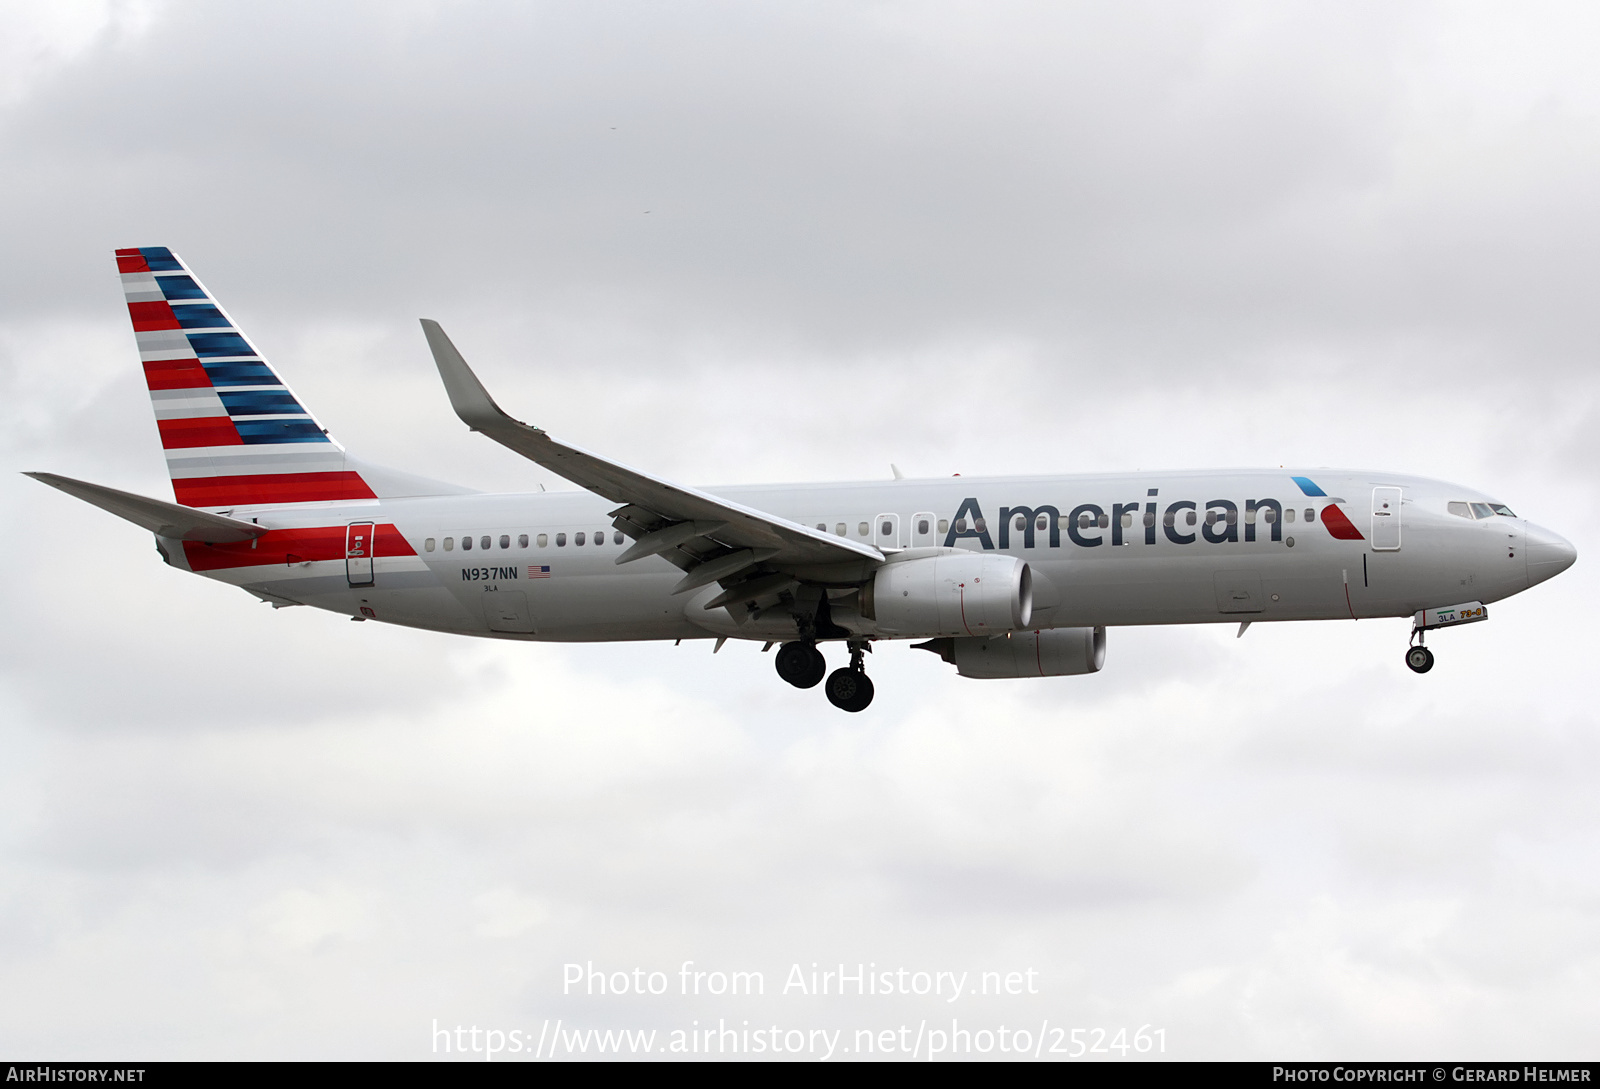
xmin=116 ymin=246 xmax=377 ymax=511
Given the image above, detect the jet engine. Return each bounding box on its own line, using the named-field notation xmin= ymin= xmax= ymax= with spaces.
xmin=915 ymin=627 xmax=1106 ymax=678
xmin=860 ymin=552 xmax=1032 ymax=637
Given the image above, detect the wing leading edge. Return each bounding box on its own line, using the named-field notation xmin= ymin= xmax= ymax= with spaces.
xmin=420 ymin=320 xmax=884 ymax=607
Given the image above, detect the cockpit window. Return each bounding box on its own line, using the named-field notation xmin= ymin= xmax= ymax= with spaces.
xmin=1490 ymin=503 xmax=1516 ymax=517
xmin=1470 ymin=502 xmax=1495 ymax=519
xmin=1447 ymin=502 xmax=1472 ymax=519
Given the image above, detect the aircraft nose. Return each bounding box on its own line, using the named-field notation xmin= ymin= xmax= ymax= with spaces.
xmin=1525 ymin=522 xmax=1577 ymax=587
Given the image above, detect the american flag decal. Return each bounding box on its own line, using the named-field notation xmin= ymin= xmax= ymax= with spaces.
xmin=529 ymin=565 xmax=551 ymax=578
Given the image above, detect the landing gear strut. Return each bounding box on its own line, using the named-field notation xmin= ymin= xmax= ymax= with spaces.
xmin=824 ymin=642 xmax=874 ymax=712
xmin=775 ymin=641 xmax=826 ymax=689
xmin=1405 ymin=629 xmax=1434 ymax=674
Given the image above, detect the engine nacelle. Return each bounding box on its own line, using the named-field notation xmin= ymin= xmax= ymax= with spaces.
xmin=917 ymin=627 xmax=1106 ymax=678
xmin=861 ymin=552 xmax=1032 ymax=637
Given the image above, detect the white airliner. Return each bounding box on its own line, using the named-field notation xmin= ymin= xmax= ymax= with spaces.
xmin=27 ymin=248 xmax=1578 ymax=711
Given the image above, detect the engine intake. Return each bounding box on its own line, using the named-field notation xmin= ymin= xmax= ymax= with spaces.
xmin=915 ymin=627 xmax=1106 ymax=678
xmin=861 ymin=552 xmax=1031 ymax=637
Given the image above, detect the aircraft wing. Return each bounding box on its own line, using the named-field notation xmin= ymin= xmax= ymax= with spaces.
xmin=421 ymin=320 xmax=884 ymax=590
xmin=24 ymin=472 xmax=269 ymax=543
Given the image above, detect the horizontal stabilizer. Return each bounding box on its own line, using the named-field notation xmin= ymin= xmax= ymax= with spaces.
xmin=24 ymin=472 xmax=269 ymax=543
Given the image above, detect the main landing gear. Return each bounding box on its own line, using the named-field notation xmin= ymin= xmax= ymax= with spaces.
xmin=1405 ymin=630 xmax=1435 ymax=674
xmin=775 ymin=640 xmax=826 ymax=689
xmin=775 ymin=640 xmax=874 ymax=712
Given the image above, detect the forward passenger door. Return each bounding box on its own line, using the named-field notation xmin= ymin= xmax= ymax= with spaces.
xmin=1372 ymin=488 xmax=1402 ymax=551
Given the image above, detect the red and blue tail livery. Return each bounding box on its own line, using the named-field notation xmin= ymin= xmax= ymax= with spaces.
xmin=116 ymin=246 xmax=376 ymax=509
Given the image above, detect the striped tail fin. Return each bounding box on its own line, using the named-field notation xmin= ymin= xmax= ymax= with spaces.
xmin=116 ymin=246 xmax=380 ymax=511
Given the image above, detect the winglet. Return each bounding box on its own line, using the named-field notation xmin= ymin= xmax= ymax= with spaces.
xmin=419 ymin=319 xmax=534 ymax=434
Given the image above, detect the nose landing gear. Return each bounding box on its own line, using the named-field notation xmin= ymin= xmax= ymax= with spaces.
xmin=825 ymin=642 xmax=875 ymax=712
xmin=1405 ymin=628 xmax=1434 ymax=674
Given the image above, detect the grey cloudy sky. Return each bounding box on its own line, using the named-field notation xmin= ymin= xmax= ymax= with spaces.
xmin=1 ymin=0 xmax=1596 ymax=1060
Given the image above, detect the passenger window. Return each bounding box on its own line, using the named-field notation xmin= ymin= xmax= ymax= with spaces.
xmin=480 ymin=536 xmax=490 ymax=549
xmin=918 ymin=519 xmax=930 ymax=535
xmin=1078 ymin=513 xmax=1091 ymax=529
xmin=1185 ymin=510 xmax=1197 ymax=526
xmin=1121 ymin=513 xmax=1133 ymax=529
xmin=975 ymin=518 xmax=987 ymax=533
xmin=1244 ymin=510 xmax=1256 ymax=524
xmin=444 ymin=537 xmax=455 ymax=551
xmin=816 ymin=523 xmax=826 ymax=531
xmin=954 ymin=518 xmax=967 ymax=533
xmin=858 ymin=522 xmax=869 ymax=536
xmin=1304 ymin=509 xmax=1315 ymax=523
xmin=537 ymin=533 xmax=548 ymax=547
xmin=614 ymin=531 xmax=624 ymax=544
xmin=1014 ymin=515 xmax=1026 ymax=532
xmin=1098 ymin=513 xmax=1109 ymax=528
xmin=1036 ymin=515 xmax=1047 ymax=531
xmin=1226 ymin=510 xmax=1238 ymax=525
xmin=1163 ymin=511 xmax=1175 ymax=527
xmin=1471 ymin=502 xmax=1495 ymax=519
xmin=835 ymin=523 xmax=846 ymax=536
xmin=556 ymin=533 xmax=567 ymax=547
xmin=937 ymin=519 xmax=949 ymax=534
xmin=462 ymin=536 xmax=473 ymax=551
xmin=518 ymin=534 xmax=528 ymax=548
xmin=575 ymin=532 xmax=586 ymax=546
xmin=1285 ymin=509 xmax=1296 ymax=523
xmin=1263 ymin=508 xmax=1276 ymax=523
xmin=1205 ymin=511 xmax=1218 ymax=525
xmin=425 ymin=538 xmax=436 ymax=552
xmin=595 ymin=530 xmax=605 ymax=545
xmin=499 ymin=534 xmax=510 ymax=549
xmin=1144 ymin=511 xmax=1156 ymax=527
xmin=880 ymin=520 xmax=893 ymax=536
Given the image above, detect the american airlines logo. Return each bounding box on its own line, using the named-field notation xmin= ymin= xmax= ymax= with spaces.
xmin=944 ymin=493 xmax=1364 ymax=550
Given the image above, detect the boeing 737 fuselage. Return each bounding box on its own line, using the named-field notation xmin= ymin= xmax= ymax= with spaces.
xmin=27 ymin=249 xmax=1578 ymax=711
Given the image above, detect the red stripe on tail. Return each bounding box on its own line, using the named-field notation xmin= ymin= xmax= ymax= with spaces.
xmin=143 ymin=358 xmax=213 ymax=391
xmin=128 ymin=300 xmax=181 ymax=331
xmin=158 ymin=417 xmax=243 ymax=449
xmin=173 ymin=471 xmax=377 ymax=508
